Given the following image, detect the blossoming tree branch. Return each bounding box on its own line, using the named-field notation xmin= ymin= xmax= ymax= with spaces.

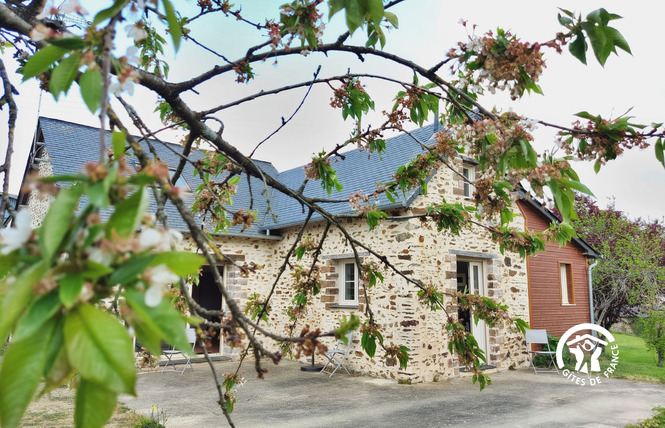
xmin=0 ymin=1 xmax=662 ymax=427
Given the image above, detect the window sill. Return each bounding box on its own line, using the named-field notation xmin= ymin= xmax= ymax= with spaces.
xmin=329 ymin=304 xmax=359 ymax=310
xmin=561 ymin=303 xmax=576 ymax=306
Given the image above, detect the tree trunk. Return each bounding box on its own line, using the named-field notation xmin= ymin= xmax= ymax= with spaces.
xmin=658 ymin=352 xmax=663 ymax=368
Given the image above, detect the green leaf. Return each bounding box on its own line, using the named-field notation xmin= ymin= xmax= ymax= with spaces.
xmin=361 ymin=331 xmax=377 ymax=358
xmin=86 ymin=181 xmax=109 ymax=208
xmin=383 ymin=11 xmax=398 ymax=28
xmin=586 ymin=8 xmax=610 ymax=26
xmin=583 ymin=22 xmax=612 ymax=66
xmin=0 ymin=261 xmax=48 ymax=345
xmin=75 ymin=379 xmax=118 ymax=428
xmin=39 ymin=174 xmax=89 ymax=183
xmin=49 ymin=53 xmax=82 ymax=99
xmin=92 ymin=0 xmax=126 ymax=25
xmin=13 ymin=290 xmax=60 ymax=341
xmin=655 ymin=138 xmax=664 ymax=168
xmin=82 ymin=260 xmax=114 ymax=281
xmin=569 ymin=31 xmax=587 ymax=64
xmin=151 ymin=251 xmax=204 ymax=277
xmin=40 ymin=184 xmax=82 ymax=260
xmin=60 ymin=273 xmax=84 ymax=309
xmin=112 ymin=130 xmax=126 ymax=160
xmin=43 ymin=320 xmax=71 ymax=390
xmin=575 ymin=111 xmax=598 ymax=121
xmin=0 ymin=320 xmax=56 ymax=428
xmin=48 ymin=37 xmax=85 ymax=50
xmin=108 ymin=254 xmax=155 ymax=285
xmin=329 ymin=0 xmax=344 ymax=18
xmin=21 ymin=45 xmax=67 ymax=80
xmin=557 ymin=13 xmax=573 ymax=26
xmin=606 ymin=27 xmax=631 ymax=54
xmin=0 ymin=252 xmax=17 ymax=280
xmin=558 ymin=178 xmax=594 ymax=196
xmin=162 ymin=0 xmax=182 ymax=52
xmin=79 ymin=69 xmax=103 ymax=113
xmin=367 ymin=0 xmax=384 ymax=25
xmin=123 ymin=289 xmax=191 ymax=355
xmin=106 ymin=187 xmax=149 ymax=238
xmin=64 ymin=304 xmax=136 ymax=395
xmin=344 ymin=0 xmax=364 ymax=34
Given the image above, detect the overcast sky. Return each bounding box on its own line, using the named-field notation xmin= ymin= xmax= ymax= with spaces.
xmin=1 ymin=0 xmax=663 ymax=220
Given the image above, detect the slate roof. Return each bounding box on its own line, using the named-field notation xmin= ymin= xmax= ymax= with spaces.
xmin=35 ymin=117 xmax=599 ymax=257
xmin=36 ymin=117 xmax=436 ymax=237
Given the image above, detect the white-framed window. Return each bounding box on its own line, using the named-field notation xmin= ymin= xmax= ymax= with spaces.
xmin=339 ymin=260 xmax=359 ymax=306
xmin=559 ymin=263 xmax=574 ymax=304
xmin=462 ymin=165 xmax=475 ymax=198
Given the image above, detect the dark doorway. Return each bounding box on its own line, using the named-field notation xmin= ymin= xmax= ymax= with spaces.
xmin=191 ymin=265 xmax=223 ymax=354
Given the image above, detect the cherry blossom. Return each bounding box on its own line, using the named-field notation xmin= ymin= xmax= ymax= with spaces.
xmin=144 ymin=264 xmax=180 ymax=307
xmin=0 ymin=210 xmax=32 ymax=255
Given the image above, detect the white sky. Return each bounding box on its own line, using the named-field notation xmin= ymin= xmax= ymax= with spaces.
xmin=1 ymin=0 xmax=663 ymax=220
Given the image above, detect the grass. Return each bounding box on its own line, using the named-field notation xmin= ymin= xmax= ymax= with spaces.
xmin=600 ymin=332 xmax=665 ymax=384
xmin=626 ymin=407 xmax=665 ymax=428
xmin=597 ymin=331 xmax=665 ymax=428
xmin=18 ymin=385 xmax=142 ymax=428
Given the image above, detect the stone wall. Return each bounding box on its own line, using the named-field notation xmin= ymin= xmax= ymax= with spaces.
xmin=27 ymin=147 xmax=54 ymax=228
xmin=27 ymin=146 xmax=531 ymax=381
xmin=211 ymin=160 xmax=531 ymax=382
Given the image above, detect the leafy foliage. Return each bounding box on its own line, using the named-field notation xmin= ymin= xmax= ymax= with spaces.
xmin=0 ymin=1 xmax=656 ymax=426
xmin=572 ymin=196 xmax=665 ymax=330
xmin=558 ymin=8 xmax=631 ymax=66
xmin=638 ymin=311 xmax=665 ymax=367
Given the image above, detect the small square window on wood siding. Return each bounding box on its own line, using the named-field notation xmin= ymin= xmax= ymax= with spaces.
xmin=559 ymin=263 xmax=574 ymax=304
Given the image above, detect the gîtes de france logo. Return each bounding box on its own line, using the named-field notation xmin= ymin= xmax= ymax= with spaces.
xmin=555 ymin=323 xmax=619 ymax=386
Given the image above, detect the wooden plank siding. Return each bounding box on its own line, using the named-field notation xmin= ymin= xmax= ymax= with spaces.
xmin=517 ymin=201 xmax=591 ymax=338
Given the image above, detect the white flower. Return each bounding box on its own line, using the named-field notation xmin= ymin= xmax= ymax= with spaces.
xmin=110 ymin=78 xmax=135 ymax=96
xmin=144 ymin=264 xmax=179 ymax=307
xmin=0 ymin=211 xmax=32 ymax=255
xmin=88 ymin=247 xmax=113 ymax=266
xmin=139 ymin=227 xmax=183 ymax=252
xmin=139 ymin=228 xmax=163 ymax=250
xmin=125 ymin=46 xmax=140 ymax=65
xmin=126 ymin=22 xmax=148 ymax=43
xmin=520 ymin=118 xmax=539 ymax=131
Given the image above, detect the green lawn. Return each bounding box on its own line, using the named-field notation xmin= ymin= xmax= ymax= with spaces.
xmin=601 ymin=332 xmax=665 ymax=383
xmin=599 ymin=332 xmax=665 ymax=428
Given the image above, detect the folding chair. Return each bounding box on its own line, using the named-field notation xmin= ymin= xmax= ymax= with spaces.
xmin=525 ymin=329 xmax=559 ymax=374
xmin=320 ymin=331 xmax=354 ymax=377
xmin=161 ymin=328 xmax=197 ymax=373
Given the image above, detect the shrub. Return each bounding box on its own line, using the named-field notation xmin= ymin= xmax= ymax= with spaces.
xmin=533 ymin=334 xmax=572 ymax=367
xmin=630 ymin=317 xmax=649 ymax=337
xmin=640 ymin=311 xmax=665 ymax=367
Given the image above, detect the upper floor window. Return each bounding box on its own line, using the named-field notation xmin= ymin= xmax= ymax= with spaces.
xmin=560 ymin=263 xmax=574 ymax=304
xmin=462 ymin=166 xmax=475 ymax=198
xmin=339 ymin=260 xmax=358 ymax=306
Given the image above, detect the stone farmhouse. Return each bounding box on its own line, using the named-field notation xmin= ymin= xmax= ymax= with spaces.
xmin=18 ymin=117 xmax=599 ymax=382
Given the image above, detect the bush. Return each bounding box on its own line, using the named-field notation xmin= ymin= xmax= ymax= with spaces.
xmin=630 ymin=317 xmax=649 ymax=337
xmin=640 ymin=311 xmax=665 ymax=367
xmin=533 ymin=334 xmax=572 ymax=367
